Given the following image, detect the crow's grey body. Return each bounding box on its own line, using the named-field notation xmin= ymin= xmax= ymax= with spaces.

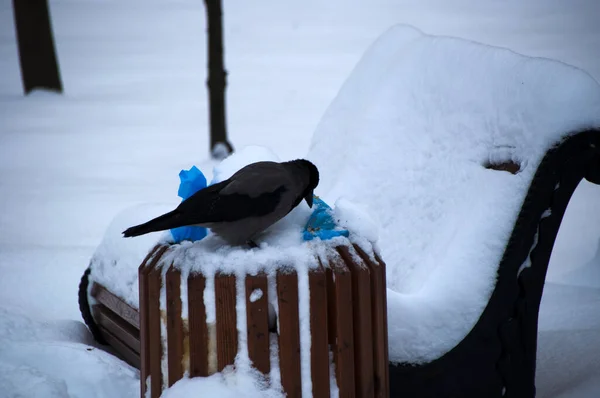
xmin=122 ymin=159 xmax=319 ymax=245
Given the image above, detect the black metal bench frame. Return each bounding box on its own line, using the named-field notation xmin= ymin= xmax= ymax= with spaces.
xmin=389 ymin=129 xmax=600 ymax=398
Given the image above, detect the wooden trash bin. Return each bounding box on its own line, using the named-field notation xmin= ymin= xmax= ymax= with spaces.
xmin=135 ymin=241 xmax=389 ymax=398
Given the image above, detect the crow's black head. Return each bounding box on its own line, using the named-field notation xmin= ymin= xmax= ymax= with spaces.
xmin=294 ymin=159 xmax=319 ymax=207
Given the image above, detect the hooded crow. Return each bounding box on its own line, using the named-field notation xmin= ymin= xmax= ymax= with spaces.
xmin=122 ymin=159 xmax=319 ymax=245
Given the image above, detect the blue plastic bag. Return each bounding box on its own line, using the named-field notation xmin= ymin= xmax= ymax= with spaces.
xmin=303 ymin=196 xmax=349 ymax=241
xmin=170 ymin=166 xmax=209 ymax=243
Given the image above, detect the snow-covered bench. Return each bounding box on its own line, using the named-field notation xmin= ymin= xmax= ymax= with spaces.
xmin=307 ymin=25 xmax=600 ymax=397
xmin=80 ymin=24 xmax=600 ymax=398
xmin=383 ymin=129 xmax=600 ymax=397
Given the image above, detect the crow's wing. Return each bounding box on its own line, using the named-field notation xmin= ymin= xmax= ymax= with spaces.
xmin=176 ymin=173 xmax=289 ymax=223
xmin=219 ymin=162 xmax=293 ymax=197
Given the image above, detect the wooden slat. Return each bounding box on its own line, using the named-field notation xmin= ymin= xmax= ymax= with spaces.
xmin=139 ymin=263 xmax=150 ymax=397
xmin=325 ymin=265 xmax=336 ymax=346
xmin=166 ymin=266 xmax=184 ymax=386
xmin=354 ymin=245 xmax=389 ymax=398
xmin=94 ymin=244 xmax=161 ymax=334
xmin=98 ymin=325 xmax=141 ymax=369
xmin=147 ymin=266 xmax=163 ymax=398
xmin=139 ymin=244 xmax=168 ymax=398
xmin=374 ymin=252 xmax=390 ymax=398
xmin=91 ymin=283 xmax=140 ymax=329
xmin=309 ymin=266 xmax=330 ymax=398
xmin=141 ymin=244 xmax=163 ymax=268
xmin=92 ymin=305 xmax=140 ymax=353
xmin=329 ymin=253 xmax=356 ymax=398
xmin=339 ymin=246 xmax=374 ymax=398
xmin=277 ymin=270 xmax=302 ymax=398
xmin=246 ymin=273 xmax=270 ymax=375
xmin=188 ymin=273 xmax=209 ymax=377
xmin=215 ymin=273 xmax=237 ymax=371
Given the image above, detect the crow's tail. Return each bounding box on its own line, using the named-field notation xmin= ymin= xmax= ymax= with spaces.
xmin=122 ymin=210 xmax=184 ymax=237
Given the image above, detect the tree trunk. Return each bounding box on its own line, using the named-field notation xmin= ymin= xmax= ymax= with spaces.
xmin=12 ymin=0 xmax=63 ymax=94
xmin=204 ymin=0 xmax=233 ymax=159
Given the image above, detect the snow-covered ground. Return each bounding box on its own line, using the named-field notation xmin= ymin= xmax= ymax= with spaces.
xmin=1 ymin=1 xmax=599 ymax=397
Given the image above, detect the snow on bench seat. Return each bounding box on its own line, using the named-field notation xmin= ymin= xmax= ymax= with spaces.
xmin=307 ymin=24 xmax=600 ymax=364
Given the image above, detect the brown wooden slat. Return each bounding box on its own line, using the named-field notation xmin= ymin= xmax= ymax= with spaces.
xmin=147 ymin=266 xmax=163 ymax=398
xmin=92 ymin=305 xmax=140 ymax=353
xmin=139 ymin=244 xmax=168 ymax=398
xmin=309 ymin=266 xmax=330 ymax=398
xmin=91 ymin=283 xmax=140 ymax=329
xmin=374 ymin=252 xmax=390 ymax=398
xmin=245 ymin=273 xmax=270 ymax=375
xmin=277 ymin=270 xmax=302 ymax=398
xmin=188 ymin=273 xmax=209 ymax=377
xmin=329 ymin=253 xmax=356 ymax=398
xmin=215 ymin=273 xmax=237 ymax=371
xmin=325 ymin=264 xmax=337 ymax=347
xmin=93 ymin=244 xmax=162 ymax=334
xmin=354 ymin=245 xmax=389 ymax=398
xmin=139 ymin=261 xmax=150 ymax=397
xmin=166 ymin=266 xmax=184 ymax=386
xmin=339 ymin=246 xmax=374 ymax=398
xmin=98 ymin=325 xmax=141 ymax=369
xmin=139 ymin=244 xmax=162 ymax=271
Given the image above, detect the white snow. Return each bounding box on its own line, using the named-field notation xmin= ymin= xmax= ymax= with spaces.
xmin=162 ymin=233 xmax=316 ymax=277
xmin=307 ymin=24 xmax=600 ymax=364
xmin=249 ymin=289 xmax=263 ymax=303
xmin=518 ymin=232 xmax=540 ymax=277
xmin=267 ymin=273 xmax=280 ymax=333
xmin=205 ymin=274 xmax=219 ymax=374
xmin=0 ymin=309 xmax=138 ymax=398
xmin=297 ymin=264 xmax=313 ymax=397
xmin=211 ymin=143 xmax=233 ymax=161
xmin=180 ymin=271 xmax=189 ymax=328
xmin=268 ymin=333 xmax=283 ymax=392
xmin=160 ymin=272 xmax=169 ymax=389
xmin=334 ymin=198 xmax=379 ymax=244
xmin=161 ymin=368 xmax=283 ymax=398
xmin=1 ymin=0 xmax=600 ymax=397
xmin=89 ymin=203 xmax=173 ymax=308
xmin=234 ymin=272 xmax=251 ymax=373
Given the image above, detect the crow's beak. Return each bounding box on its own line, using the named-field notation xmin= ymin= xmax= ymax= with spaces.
xmin=304 ymin=192 xmax=314 ymax=208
